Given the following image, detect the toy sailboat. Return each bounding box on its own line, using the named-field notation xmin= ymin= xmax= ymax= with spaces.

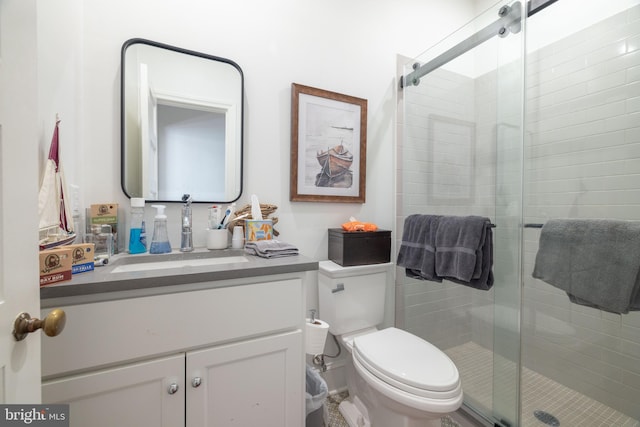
xmin=38 ymin=116 xmax=76 ymax=250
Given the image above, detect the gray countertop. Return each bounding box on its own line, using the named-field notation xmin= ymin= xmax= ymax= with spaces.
xmin=40 ymin=248 xmax=318 ymax=303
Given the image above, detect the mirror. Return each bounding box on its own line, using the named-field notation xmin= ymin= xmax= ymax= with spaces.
xmin=121 ymin=38 xmax=243 ymax=203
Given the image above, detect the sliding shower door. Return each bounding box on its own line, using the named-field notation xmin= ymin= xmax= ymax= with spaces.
xmin=521 ymin=1 xmax=640 ymax=425
xmin=398 ymin=0 xmax=640 ymax=426
xmin=397 ymin=1 xmax=525 ymax=425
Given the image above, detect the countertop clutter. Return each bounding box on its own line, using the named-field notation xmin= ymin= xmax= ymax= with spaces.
xmin=40 ymin=248 xmax=318 ymax=306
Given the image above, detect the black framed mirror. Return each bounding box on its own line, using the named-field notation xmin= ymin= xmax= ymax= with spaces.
xmin=121 ymin=38 xmax=243 ymax=203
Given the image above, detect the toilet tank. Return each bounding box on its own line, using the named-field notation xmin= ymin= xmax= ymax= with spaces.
xmin=318 ymin=261 xmax=391 ymax=336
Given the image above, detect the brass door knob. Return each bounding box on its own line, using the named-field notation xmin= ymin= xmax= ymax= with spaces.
xmin=13 ymin=308 xmax=66 ymax=341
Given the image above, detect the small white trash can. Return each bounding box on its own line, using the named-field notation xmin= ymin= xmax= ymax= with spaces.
xmin=305 ymin=365 xmax=328 ymax=427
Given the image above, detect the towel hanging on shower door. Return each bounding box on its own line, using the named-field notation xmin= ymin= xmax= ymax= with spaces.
xmin=532 ymin=218 xmax=640 ymax=314
xmin=397 ymin=214 xmax=494 ymax=290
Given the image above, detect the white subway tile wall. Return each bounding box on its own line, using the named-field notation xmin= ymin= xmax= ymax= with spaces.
xmin=523 ymin=4 xmax=640 ymax=420
xmin=397 ymin=4 xmax=640 ymax=423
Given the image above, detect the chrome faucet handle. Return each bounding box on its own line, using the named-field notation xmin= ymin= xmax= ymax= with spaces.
xmin=181 ymin=194 xmax=192 ymax=228
xmin=180 ymin=193 xmax=194 ymax=252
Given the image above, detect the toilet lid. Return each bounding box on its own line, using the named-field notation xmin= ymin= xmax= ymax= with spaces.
xmin=353 ymin=328 xmax=460 ymax=394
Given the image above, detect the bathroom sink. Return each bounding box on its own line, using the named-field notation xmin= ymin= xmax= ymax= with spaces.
xmin=110 ymin=251 xmax=249 ymax=274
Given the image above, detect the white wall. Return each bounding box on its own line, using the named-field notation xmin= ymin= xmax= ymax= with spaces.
xmin=36 ymin=0 xmax=477 ymax=262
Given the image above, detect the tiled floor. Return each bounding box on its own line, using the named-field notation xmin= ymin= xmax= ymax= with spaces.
xmin=321 ymin=342 xmax=640 ymax=426
xmin=324 ymin=391 xmax=349 ymax=427
xmin=323 ymin=390 xmax=460 ymax=427
xmin=446 ymin=341 xmax=640 ymax=427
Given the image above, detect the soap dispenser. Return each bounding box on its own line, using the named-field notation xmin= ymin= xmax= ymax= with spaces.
xmin=149 ymin=204 xmax=171 ymax=254
xmin=128 ymin=197 xmax=147 ymax=254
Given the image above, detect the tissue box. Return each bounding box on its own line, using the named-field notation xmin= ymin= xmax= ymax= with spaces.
xmin=328 ymin=228 xmax=391 ymax=266
xmin=68 ymin=243 xmax=95 ymax=274
xmin=245 ymin=220 xmax=273 ymax=242
xmin=39 ymin=248 xmax=73 ymax=286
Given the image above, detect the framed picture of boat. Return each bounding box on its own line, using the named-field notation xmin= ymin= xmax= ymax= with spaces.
xmin=290 ymin=83 xmax=367 ymax=203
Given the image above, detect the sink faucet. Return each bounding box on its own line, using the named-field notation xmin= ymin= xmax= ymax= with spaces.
xmin=180 ymin=194 xmax=194 ymax=252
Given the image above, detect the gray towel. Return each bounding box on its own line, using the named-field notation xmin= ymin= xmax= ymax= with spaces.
xmin=245 ymin=240 xmax=299 ymax=258
xmin=397 ymin=214 xmax=494 ymax=290
xmin=396 ymin=215 xmax=442 ymax=282
xmin=444 ymin=226 xmax=494 ymax=291
xmin=435 ymin=215 xmax=492 ymax=282
xmin=532 ymin=219 xmax=640 ymax=314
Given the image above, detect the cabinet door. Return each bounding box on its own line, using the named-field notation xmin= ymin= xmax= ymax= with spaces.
xmin=42 ymin=354 xmax=185 ymax=427
xmin=187 ymin=330 xmax=304 ymax=427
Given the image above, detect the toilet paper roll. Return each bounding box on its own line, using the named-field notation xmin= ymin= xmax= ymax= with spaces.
xmin=305 ymin=318 xmax=330 ymax=355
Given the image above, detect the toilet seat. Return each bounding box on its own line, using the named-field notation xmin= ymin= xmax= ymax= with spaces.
xmin=353 ymin=328 xmax=462 ymax=400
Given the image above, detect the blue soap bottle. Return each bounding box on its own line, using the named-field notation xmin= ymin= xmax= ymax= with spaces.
xmin=128 ymin=197 xmax=147 ymax=254
xmin=149 ymin=204 xmax=171 ymax=254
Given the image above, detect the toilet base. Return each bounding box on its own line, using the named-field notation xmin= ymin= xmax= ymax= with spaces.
xmin=339 ymin=396 xmax=442 ymax=427
xmin=343 ymin=353 xmax=454 ymax=427
xmin=339 ymin=397 xmax=370 ymax=427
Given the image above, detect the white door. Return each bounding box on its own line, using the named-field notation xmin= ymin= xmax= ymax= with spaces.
xmin=0 ymin=0 xmax=43 ymax=402
xmin=140 ymin=63 xmax=159 ymax=200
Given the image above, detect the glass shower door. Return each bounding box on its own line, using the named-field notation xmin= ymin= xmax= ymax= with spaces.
xmin=397 ymin=1 xmax=525 ymax=425
xmin=520 ymin=1 xmax=640 ymax=425
xmin=493 ymin=2 xmax=525 ymax=424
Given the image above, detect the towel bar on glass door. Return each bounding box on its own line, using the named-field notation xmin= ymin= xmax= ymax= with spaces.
xmin=486 ymin=223 xmax=544 ymax=228
xmin=524 ymin=223 xmax=544 ymax=228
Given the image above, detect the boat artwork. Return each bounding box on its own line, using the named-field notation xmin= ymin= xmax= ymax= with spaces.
xmin=38 ymin=116 xmax=77 ymax=250
xmin=315 ymin=141 xmax=354 ymax=188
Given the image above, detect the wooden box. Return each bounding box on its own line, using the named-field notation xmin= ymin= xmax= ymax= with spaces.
xmin=328 ymin=228 xmax=391 ymax=266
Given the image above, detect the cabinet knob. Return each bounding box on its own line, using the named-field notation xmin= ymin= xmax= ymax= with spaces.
xmin=192 ymin=377 xmax=202 ymax=388
xmin=13 ymin=309 xmax=66 ymax=341
xmin=168 ymin=383 xmax=179 ymax=395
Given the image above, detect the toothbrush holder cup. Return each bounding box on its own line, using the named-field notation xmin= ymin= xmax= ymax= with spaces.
xmin=206 ymin=228 xmax=228 ymax=250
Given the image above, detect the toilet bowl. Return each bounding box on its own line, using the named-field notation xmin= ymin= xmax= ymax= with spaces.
xmin=318 ymin=261 xmax=463 ymax=427
xmin=339 ymin=327 xmax=463 ymax=427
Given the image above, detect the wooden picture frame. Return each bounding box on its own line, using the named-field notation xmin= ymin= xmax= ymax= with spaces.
xmin=290 ymin=83 xmax=367 ymax=203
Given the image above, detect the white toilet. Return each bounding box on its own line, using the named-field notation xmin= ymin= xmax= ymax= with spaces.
xmin=318 ymin=261 xmax=463 ymax=427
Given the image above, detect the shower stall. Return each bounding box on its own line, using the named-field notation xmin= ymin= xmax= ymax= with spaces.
xmin=396 ymin=1 xmax=640 ymax=426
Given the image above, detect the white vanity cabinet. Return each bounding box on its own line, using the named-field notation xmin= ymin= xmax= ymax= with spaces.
xmin=186 ymin=330 xmax=301 ymax=426
xmin=42 ymin=353 xmax=186 ymax=427
xmin=41 ymin=275 xmax=306 ymax=427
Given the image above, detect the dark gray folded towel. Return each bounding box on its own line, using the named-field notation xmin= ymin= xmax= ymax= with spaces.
xmin=435 ymin=215 xmax=492 ymax=283
xmin=532 ymin=219 xmax=640 ymax=314
xmin=446 ymin=226 xmax=494 ymax=291
xmin=396 ymin=214 xmax=442 ymax=282
xmin=397 ymin=214 xmax=494 ymax=290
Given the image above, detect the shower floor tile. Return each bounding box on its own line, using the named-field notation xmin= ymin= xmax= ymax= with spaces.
xmin=446 ymin=341 xmax=640 ymax=427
